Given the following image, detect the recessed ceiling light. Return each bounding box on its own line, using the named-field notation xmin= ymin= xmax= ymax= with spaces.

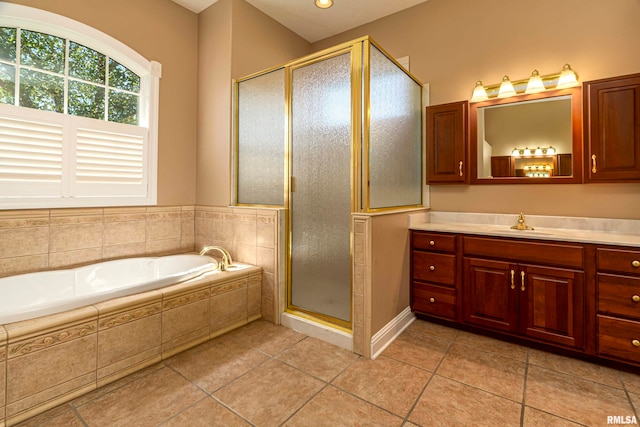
xmin=315 ymin=0 xmax=333 ymax=9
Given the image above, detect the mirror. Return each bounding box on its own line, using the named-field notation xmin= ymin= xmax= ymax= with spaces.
xmin=470 ymin=87 xmax=582 ymax=184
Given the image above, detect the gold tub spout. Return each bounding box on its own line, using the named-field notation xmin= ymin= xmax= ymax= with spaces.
xmin=511 ymin=212 xmax=535 ymax=231
xmin=199 ymin=246 xmax=233 ymax=270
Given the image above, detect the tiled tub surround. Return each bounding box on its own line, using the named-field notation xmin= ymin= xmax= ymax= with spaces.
xmin=409 ymin=211 xmax=640 ymax=246
xmin=0 ymin=265 xmax=262 ymax=426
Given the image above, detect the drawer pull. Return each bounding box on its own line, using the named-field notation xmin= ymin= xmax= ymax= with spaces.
xmin=591 ymin=154 xmax=597 ymax=173
xmin=633 ymin=260 xmax=640 ymax=268
xmin=521 ymin=271 xmax=526 ymax=291
xmin=633 ymin=339 xmax=640 ymax=347
xmin=429 ymin=240 xmax=435 ymax=246
xmin=510 ymin=269 xmax=515 ymax=290
xmin=459 ymin=161 xmax=464 ymax=177
xmin=633 ymin=295 xmax=640 ymax=303
xmin=429 ymin=297 xmax=435 ymax=303
xmin=429 ymin=265 xmax=435 ymax=271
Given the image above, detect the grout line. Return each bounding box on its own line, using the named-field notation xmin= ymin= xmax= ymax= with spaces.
xmin=520 ymin=348 xmax=530 ymax=427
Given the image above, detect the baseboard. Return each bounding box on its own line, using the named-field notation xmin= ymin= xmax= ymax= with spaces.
xmin=370 ymin=307 xmax=415 ymax=359
xmin=280 ymin=312 xmax=353 ymax=351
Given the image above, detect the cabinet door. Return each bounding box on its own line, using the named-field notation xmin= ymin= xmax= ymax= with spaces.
xmin=426 ymin=101 xmax=468 ymax=183
xmin=519 ymin=265 xmax=584 ymax=349
xmin=584 ymin=73 xmax=640 ymax=182
xmin=463 ymin=257 xmax=518 ymax=332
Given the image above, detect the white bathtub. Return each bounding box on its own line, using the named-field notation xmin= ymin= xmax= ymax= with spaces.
xmin=0 ymin=254 xmax=218 ymax=324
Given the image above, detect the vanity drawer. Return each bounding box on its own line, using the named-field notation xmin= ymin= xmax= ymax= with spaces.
xmin=463 ymin=236 xmax=584 ymax=269
xmin=412 ymin=282 xmax=456 ymax=320
xmin=597 ymin=274 xmax=640 ymax=319
xmin=412 ymin=251 xmax=456 ymax=285
xmin=412 ymin=231 xmax=456 ymax=253
xmin=597 ymin=315 xmax=640 ymax=364
xmin=598 ymin=248 xmax=640 ymax=276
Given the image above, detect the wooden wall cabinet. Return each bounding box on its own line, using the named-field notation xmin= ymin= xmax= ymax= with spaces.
xmin=584 ymin=73 xmax=640 ymax=182
xmin=426 ymin=101 xmax=468 ymax=184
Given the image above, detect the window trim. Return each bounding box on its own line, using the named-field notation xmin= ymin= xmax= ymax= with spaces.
xmin=0 ymin=2 xmax=161 ymax=209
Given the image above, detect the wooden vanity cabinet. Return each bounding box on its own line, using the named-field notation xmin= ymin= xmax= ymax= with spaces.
xmin=596 ymin=247 xmax=640 ymax=364
xmin=426 ymin=101 xmax=468 ymax=184
xmin=462 ymin=237 xmax=585 ymax=349
xmin=584 ymin=73 xmax=640 ymax=182
xmin=410 ymin=231 xmax=459 ymax=320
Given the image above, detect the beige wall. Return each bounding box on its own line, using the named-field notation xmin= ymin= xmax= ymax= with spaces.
xmin=2 ymin=0 xmax=199 ymax=206
xmin=313 ymin=0 xmax=640 ymax=219
xmin=196 ymin=0 xmax=310 ymax=206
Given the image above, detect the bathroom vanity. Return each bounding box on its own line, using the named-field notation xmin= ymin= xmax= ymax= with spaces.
xmin=409 ymin=213 xmax=640 ymax=369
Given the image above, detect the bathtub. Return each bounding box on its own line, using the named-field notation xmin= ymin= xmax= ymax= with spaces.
xmin=0 ymin=254 xmax=218 ymax=324
xmin=0 ymin=254 xmax=262 ymax=426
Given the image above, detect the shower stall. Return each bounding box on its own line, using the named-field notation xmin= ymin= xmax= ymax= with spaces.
xmin=234 ymin=36 xmax=423 ymax=332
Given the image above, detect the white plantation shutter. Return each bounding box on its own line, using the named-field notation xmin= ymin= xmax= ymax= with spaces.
xmin=0 ymin=110 xmax=64 ymax=197
xmin=74 ymin=122 xmax=147 ymax=197
xmin=0 ymin=104 xmax=152 ymax=208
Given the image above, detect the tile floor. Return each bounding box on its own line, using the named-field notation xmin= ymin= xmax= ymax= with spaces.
xmin=16 ymin=318 xmax=640 ymax=427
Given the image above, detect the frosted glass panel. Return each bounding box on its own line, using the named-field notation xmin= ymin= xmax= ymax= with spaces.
xmin=369 ymin=46 xmax=422 ymax=209
xmin=237 ymin=68 xmax=285 ymax=205
xmin=290 ymin=53 xmax=352 ymax=322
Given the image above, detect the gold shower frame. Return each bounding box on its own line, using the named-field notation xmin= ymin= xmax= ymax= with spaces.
xmin=232 ymin=36 xmax=424 ymax=329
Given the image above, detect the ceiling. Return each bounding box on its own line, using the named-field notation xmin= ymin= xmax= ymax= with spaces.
xmin=171 ymin=0 xmax=430 ymax=42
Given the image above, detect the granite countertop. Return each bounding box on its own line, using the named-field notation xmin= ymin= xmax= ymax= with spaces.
xmin=409 ymin=212 xmax=640 ymax=248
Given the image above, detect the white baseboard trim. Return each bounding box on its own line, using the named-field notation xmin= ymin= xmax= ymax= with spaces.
xmin=280 ymin=312 xmax=353 ymax=352
xmin=370 ymin=307 xmax=416 ymax=359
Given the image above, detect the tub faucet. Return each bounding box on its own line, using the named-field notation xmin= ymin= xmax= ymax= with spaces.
xmin=199 ymin=246 xmax=233 ymax=271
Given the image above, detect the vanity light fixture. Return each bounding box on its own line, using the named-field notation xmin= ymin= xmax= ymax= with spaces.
xmin=511 ymin=146 xmax=556 ymax=157
xmin=315 ymin=0 xmax=333 ymax=9
xmin=470 ymin=64 xmax=579 ymax=102
xmin=497 ymin=76 xmax=516 ymax=98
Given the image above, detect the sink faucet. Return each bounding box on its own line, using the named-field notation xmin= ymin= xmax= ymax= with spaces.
xmin=199 ymin=246 xmax=233 ymax=271
xmin=511 ymin=212 xmax=535 ymax=231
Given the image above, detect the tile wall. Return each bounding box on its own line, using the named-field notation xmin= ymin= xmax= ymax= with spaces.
xmin=0 ymin=206 xmax=195 ymax=279
xmin=0 ymin=204 xmax=281 ymax=324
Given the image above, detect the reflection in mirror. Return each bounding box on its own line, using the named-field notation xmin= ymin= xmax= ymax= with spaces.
xmin=470 ymin=87 xmax=582 ymax=184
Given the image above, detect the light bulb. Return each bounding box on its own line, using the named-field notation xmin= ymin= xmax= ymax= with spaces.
xmin=525 ymin=69 xmax=546 ymax=94
xmin=471 ymin=81 xmax=489 ymax=102
xmin=547 ymin=146 xmax=555 ymax=155
xmin=523 ymin=147 xmax=532 ymax=156
xmin=557 ymin=64 xmax=578 ymax=88
xmin=315 ymin=0 xmax=333 ymax=9
xmin=535 ymin=147 xmax=543 ymax=156
xmin=512 ymin=148 xmax=520 ymax=157
xmin=498 ymin=76 xmax=516 ymax=98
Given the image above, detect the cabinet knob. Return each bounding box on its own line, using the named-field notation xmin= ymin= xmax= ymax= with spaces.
xmin=429 ymin=265 xmax=435 ymax=271
xmin=429 ymin=297 xmax=435 ymax=303
xmin=429 ymin=240 xmax=435 ymax=246
xmin=632 ymin=260 xmax=640 ymax=268
xmin=633 ymin=295 xmax=640 ymax=303
xmin=633 ymin=339 xmax=640 ymax=347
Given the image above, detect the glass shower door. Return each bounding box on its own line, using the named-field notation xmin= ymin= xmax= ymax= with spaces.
xmin=289 ymin=52 xmax=353 ymax=325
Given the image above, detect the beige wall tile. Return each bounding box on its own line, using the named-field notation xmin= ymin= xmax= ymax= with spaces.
xmin=162 ymin=296 xmax=210 ymax=345
xmin=103 ymin=220 xmax=146 ymax=246
xmin=146 ymin=238 xmax=182 ymax=256
xmin=0 ymin=227 xmax=49 ymax=258
xmin=49 ymin=222 xmax=103 ymax=252
xmin=256 ymin=246 xmax=274 ymax=273
xmin=102 ymin=242 xmax=147 ymax=260
xmin=248 ymin=274 xmax=262 ymax=320
xmin=98 ymin=314 xmax=161 ymax=369
xmin=146 ymin=215 xmax=181 ymax=241
xmin=262 ymin=272 xmax=275 ymax=300
xmin=211 ymin=279 xmax=248 ymax=333
xmin=0 ymin=359 xmax=4 ymax=422
xmin=0 ymin=254 xmax=48 ymax=279
xmin=234 ymin=219 xmax=256 ymax=246
xmin=48 ymin=248 xmax=103 ymax=269
xmin=256 ymin=215 xmax=276 ymax=248
xmin=7 ymin=333 xmax=97 ymax=404
xmin=234 ymin=243 xmax=256 ymax=265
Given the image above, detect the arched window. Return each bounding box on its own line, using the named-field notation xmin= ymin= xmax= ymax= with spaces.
xmin=0 ymin=3 xmax=161 ymax=209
